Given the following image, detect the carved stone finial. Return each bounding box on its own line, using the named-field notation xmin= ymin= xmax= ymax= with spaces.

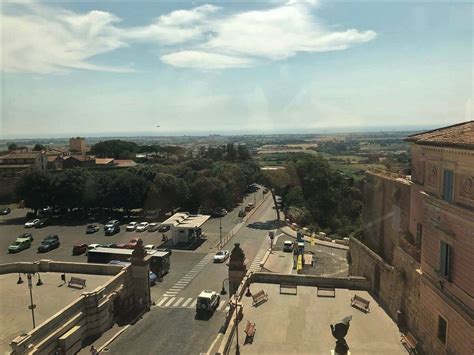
xmin=131 ymin=238 xmax=147 ymax=265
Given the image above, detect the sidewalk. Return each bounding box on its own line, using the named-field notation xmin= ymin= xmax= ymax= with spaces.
xmin=280 ymin=226 xmax=349 ymax=251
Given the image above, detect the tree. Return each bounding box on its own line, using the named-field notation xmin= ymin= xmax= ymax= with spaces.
xmin=16 ymin=170 xmax=54 ymax=213
xmin=8 ymin=143 xmax=18 ymax=151
xmin=53 ymin=168 xmax=91 ymax=210
xmin=91 ymin=140 xmax=138 ymax=159
xmin=146 ymin=173 xmax=189 ymax=213
xmin=33 ymin=144 xmax=46 ymax=151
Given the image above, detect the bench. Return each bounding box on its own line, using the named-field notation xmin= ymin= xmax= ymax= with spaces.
xmin=317 ymin=285 xmax=335 ymax=298
xmin=280 ymin=283 xmax=297 ymax=295
xmin=252 ymin=290 xmax=268 ymax=306
xmin=351 ymin=294 xmax=370 ymax=312
xmin=244 ymin=320 xmax=256 ymax=344
xmin=401 ymin=332 xmax=419 ymax=354
xmin=68 ymin=277 xmax=86 ymax=289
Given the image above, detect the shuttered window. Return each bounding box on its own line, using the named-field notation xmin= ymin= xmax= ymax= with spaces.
xmin=439 ymin=240 xmax=451 ymax=279
xmin=437 ymin=315 xmax=447 ymax=344
xmin=442 ymin=170 xmax=454 ymax=202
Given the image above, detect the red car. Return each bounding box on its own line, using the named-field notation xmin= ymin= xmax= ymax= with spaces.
xmin=125 ymin=238 xmax=140 ymax=249
xmin=72 ymin=243 xmax=87 ymax=255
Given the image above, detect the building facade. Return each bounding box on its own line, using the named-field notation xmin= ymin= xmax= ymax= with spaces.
xmin=69 ymin=137 xmax=86 ymax=153
xmin=406 ymin=121 xmax=474 ymax=355
xmin=0 ymin=151 xmax=47 ymax=177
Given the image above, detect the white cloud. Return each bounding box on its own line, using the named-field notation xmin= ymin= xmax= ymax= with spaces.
xmin=161 ymin=51 xmax=255 ymax=70
xmin=1 ymin=1 xmax=376 ymax=73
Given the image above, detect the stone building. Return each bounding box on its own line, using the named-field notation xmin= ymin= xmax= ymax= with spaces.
xmin=0 ymin=151 xmax=47 ymax=177
xmin=350 ymin=121 xmax=474 ymax=355
xmin=69 ymin=137 xmax=86 ymax=153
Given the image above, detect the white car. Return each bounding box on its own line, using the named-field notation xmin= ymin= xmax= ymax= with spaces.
xmin=136 ymin=222 xmax=149 ymax=232
xmin=25 ymin=219 xmax=40 ymax=228
xmin=213 ymin=250 xmax=230 ymax=263
xmin=87 ymin=243 xmax=101 ymax=251
xmin=144 ymin=244 xmax=155 ymax=251
xmin=126 ymin=222 xmax=138 ymax=231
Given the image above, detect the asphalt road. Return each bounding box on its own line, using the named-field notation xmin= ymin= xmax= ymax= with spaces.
xmin=107 ymin=194 xmax=278 ymax=355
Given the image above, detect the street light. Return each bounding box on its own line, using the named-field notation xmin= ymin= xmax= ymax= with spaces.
xmin=26 ymin=273 xmax=36 ymax=328
xmin=219 ymin=216 xmax=223 ymax=250
xmin=220 ymin=278 xmax=229 ymax=296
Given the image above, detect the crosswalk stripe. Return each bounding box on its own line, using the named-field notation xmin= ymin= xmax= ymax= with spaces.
xmin=157 ymin=297 xmax=169 ymax=306
xmin=164 ymin=297 xmax=176 ymax=307
xmin=181 ymin=298 xmax=193 ymax=307
xmin=173 ymin=297 xmax=184 ymax=307
xmin=188 ymin=299 xmax=197 ymax=308
xmin=164 ymin=292 xmax=178 ymax=297
xmin=171 ymin=285 xmax=185 ymax=290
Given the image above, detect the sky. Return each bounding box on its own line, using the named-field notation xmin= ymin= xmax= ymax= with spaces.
xmin=1 ymin=0 xmax=472 ymax=138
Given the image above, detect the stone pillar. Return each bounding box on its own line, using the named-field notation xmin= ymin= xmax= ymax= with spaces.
xmin=228 ymin=243 xmax=247 ymax=295
xmin=130 ymin=239 xmax=151 ymax=311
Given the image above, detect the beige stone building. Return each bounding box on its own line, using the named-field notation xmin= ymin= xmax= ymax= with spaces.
xmin=350 ymin=121 xmax=474 ymax=355
xmin=69 ymin=137 xmax=86 ymax=153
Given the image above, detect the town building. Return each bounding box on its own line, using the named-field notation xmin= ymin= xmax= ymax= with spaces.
xmin=69 ymin=137 xmax=87 ymax=153
xmin=0 ymin=151 xmax=47 ymax=177
xmin=350 ymin=121 xmax=473 ymax=355
xmin=62 ymin=155 xmax=96 ymax=169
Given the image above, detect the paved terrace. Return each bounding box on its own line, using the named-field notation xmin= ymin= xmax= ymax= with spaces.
xmin=0 ymin=272 xmax=113 ymax=354
xmin=228 ymin=283 xmax=407 ymax=354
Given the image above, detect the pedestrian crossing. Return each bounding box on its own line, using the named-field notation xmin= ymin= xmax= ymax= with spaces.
xmin=155 ymin=296 xmax=228 ymax=312
xmin=248 ymin=247 xmax=267 ymax=272
xmin=162 ymin=254 xmax=213 ymax=298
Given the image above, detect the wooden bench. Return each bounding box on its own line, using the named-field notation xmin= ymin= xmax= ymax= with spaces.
xmin=351 ymin=294 xmax=370 ymax=312
xmin=401 ymin=332 xmax=419 ymax=354
xmin=317 ymin=285 xmax=335 ymax=298
xmin=68 ymin=277 xmax=86 ymax=289
xmin=244 ymin=320 xmax=256 ymax=344
xmin=252 ymin=290 xmax=268 ymax=306
xmin=280 ymin=283 xmax=297 ymax=295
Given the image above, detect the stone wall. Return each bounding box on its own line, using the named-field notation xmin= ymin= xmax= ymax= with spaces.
xmin=4 ymin=261 xmax=142 ymax=355
xmin=361 ymin=171 xmax=412 ymax=263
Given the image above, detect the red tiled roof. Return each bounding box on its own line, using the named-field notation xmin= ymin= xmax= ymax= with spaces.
xmin=95 ymin=158 xmax=114 ymax=165
xmin=405 ymin=121 xmax=474 ymax=150
xmin=114 ymin=159 xmax=137 ymax=167
xmin=0 ymin=152 xmax=42 ymax=159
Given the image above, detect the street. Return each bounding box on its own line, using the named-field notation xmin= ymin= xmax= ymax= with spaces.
xmin=106 ymin=194 xmax=277 ymax=355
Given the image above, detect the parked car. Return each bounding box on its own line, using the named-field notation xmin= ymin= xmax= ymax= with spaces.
xmin=72 ymin=243 xmax=88 ymax=255
xmin=87 ymin=243 xmax=101 ymax=252
xmin=283 ymin=240 xmax=294 ymax=252
xmin=213 ymin=250 xmax=230 ymax=263
xmin=38 ymin=235 xmax=60 ymax=252
xmin=35 ymin=218 xmax=50 ymax=228
xmin=126 ymin=221 xmax=138 ymax=231
xmin=144 ymin=244 xmax=155 ymax=251
xmin=238 ymin=210 xmax=246 ymax=218
xmin=125 ymin=238 xmax=140 ymax=249
xmin=211 ymin=208 xmax=228 ymax=218
xmin=196 ymin=290 xmax=220 ymax=315
xmin=8 ymin=236 xmax=32 ymax=253
xmin=86 ymin=224 xmax=100 ymax=234
xmin=104 ymin=220 xmax=120 ymax=231
xmin=18 ymin=233 xmax=34 ymax=242
xmin=105 ymin=220 xmax=120 ymax=236
xmin=157 ymin=224 xmax=170 ymax=233
xmin=0 ymin=207 xmax=11 ymax=215
xmin=263 ymin=188 xmax=269 ymax=194
xmin=136 ymin=222 xmax=149 ymax=232
xmin=148 ymin=223 xmax=159 ymax=232
xmin=245 ymin=203 xmax=254 ymax=212
xmin=25 ymin=219 xmax=40 ymax=228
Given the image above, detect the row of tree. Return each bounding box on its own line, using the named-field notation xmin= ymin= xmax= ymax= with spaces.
xmin=261 ymin=153 xmax=362 ymax=236
xmin=16 ymin=158 xmax=261 ymax=215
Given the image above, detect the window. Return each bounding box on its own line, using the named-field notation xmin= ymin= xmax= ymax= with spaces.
xmin=437 ymin=315 xmax=447 ymax=344
xmin=442 ymin=169 xmax=454 ymax=202
xmin=416 ymin=223 xmax=423 ymax=248
xmin=439 ymin=240 xmax=451 ymax=280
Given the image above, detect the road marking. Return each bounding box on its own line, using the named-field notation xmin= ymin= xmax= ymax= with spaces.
xmin=171 ymin=285 xmax=185 ymax=290
xmin=188 ymin=299 xmax=197 ymax=308
xmin=164 ymin=292 xmax=178 ymax=297
xmin=164 ymin=297 xmax=176 ymax=307
xmin=157 ymin=297 xmax=168 ymax=306
xmin=181 ymin=298 xmax=193 ymax=307
xmin=173 ymin=297 xmax=184 ymax=307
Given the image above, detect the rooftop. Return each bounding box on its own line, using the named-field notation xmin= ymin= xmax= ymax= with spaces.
xmin=406 ymin=120 xmax=474 ymax=150
xmin=0 ymin=152 xmax=42 ymax=160
xmin=114 ymin=159 xmax=137 ymax=167
xmin=95 ymin=158 xmax=114 ymax=165
xmin=229 ymin=283 xmax=406 ymax=354
xmin=161 ymin=212 xmax=210 ymax=228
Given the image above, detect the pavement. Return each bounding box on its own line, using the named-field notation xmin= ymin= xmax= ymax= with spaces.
xmin=0 ymin=272 xmax=113 ymax=354
xmin=280 ymin=226 xmax=349 ymax=250
xmin=228 ymin=283 xmax=407 ymax=354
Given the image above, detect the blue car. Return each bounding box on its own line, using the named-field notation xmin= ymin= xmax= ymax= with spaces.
xmin=108 ymin=260 xmax=157 ymax=285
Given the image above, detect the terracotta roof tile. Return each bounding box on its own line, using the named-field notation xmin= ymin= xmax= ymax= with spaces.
xmin=405 ymin=121 xmax=474 ymax=150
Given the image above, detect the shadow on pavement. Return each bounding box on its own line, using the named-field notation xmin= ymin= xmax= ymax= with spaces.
xmin=246 ymin=220 xmax=280 ymax=230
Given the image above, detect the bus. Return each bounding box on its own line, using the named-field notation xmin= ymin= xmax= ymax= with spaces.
xmin=87 ymin=247 xmax=170 ymax=277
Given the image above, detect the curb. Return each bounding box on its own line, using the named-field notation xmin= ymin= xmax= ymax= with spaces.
xmin=97 ymin=325 xmax=130 ymax=352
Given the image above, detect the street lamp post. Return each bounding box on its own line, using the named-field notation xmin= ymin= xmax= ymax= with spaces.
xmin=26 ymin=274 xmax=36 ymax=328
xmin=234 ymin=295 xmax=240 ymax=355
xmin=219 ymin=216 xmax=223 ymax=250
